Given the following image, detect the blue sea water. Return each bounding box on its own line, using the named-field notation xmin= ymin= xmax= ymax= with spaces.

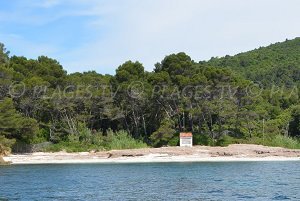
xmin=0 ymin=162 xmax=300 ymax=201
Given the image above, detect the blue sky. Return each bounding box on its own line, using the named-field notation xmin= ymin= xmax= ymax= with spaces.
xmin=0 ymin=0 xmax=300 ymax=74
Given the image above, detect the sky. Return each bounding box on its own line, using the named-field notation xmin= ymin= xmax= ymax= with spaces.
xmin=0 ymin=0 xmax=300 ymax=75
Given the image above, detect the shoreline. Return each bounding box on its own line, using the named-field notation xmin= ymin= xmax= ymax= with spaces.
xmin=3 ymin=144 xmax=300 ymax=165
xmin=4 ymin=155 xmax=300 ymax=165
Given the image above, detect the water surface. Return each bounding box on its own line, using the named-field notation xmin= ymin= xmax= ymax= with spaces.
xmin=1 ymin=162 xmax=299 ymax=200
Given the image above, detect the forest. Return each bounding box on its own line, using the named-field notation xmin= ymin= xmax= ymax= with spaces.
xmin=1 ymin=38 xmax=300 ymax=154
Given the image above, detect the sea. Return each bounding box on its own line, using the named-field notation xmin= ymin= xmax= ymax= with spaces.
xmin=1 ymin=162 xmax=300 ymax=200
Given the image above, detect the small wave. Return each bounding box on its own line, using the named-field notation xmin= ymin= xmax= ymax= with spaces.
xmin=273 ymin=195 xmax=291 ymax=200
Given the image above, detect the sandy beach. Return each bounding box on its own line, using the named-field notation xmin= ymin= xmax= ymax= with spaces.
xmin=3 ymin=144 xmax=300 ymax=164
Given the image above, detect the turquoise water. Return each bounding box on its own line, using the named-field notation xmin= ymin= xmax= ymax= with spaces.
xmin=1 ymin=162 xmax=300 ymax=200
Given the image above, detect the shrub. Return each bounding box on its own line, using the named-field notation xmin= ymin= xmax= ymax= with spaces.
xmin=167 ymin=135 xmax=179 ymax=146
xmin=216 ymin=135 xmax=239 ymax=147
xmin=44 ymin=141 xmax=105 ymax=153
xmin=30 ymin=128 xmax=49 ymax=144
xmin=106 ymin=130 xmax=147 ymax=150
xmin=231 ymin=135 xmax=300 ymax=149
xmin=0 ymin=136 xmax=16 ymax=155
xmin=44 ymin=130 xmax=146 ymax=152
xmin=266 ymin=135 xmax=300 ymax=149
xmin=150 ymin=119 xmax=176 ymax=147
xmin=193 ymin=133 xmax=214 ymax=146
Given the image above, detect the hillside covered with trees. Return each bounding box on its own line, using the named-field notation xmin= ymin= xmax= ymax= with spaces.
xmin=1 ymin=38 xmax=300 ymax=154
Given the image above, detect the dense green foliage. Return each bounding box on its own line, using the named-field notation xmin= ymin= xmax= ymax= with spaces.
xmin=1 ymin=38 xmax=300 ymax=153
xmin=44 ymin=130 xmax=147 ymax=152
xmin=206 ymin=38 xmax=300 ymax=87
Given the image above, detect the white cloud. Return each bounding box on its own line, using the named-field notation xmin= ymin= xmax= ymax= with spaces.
xmin=2 ymin=0 xmax=300 ymax=74
xmin=0 ymin=33 xmax=58 ymax=58
xmin=34 ymin=0 xmax=62 ymax=8
xmin=59 ymin=0 xmax=300 ymax=74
